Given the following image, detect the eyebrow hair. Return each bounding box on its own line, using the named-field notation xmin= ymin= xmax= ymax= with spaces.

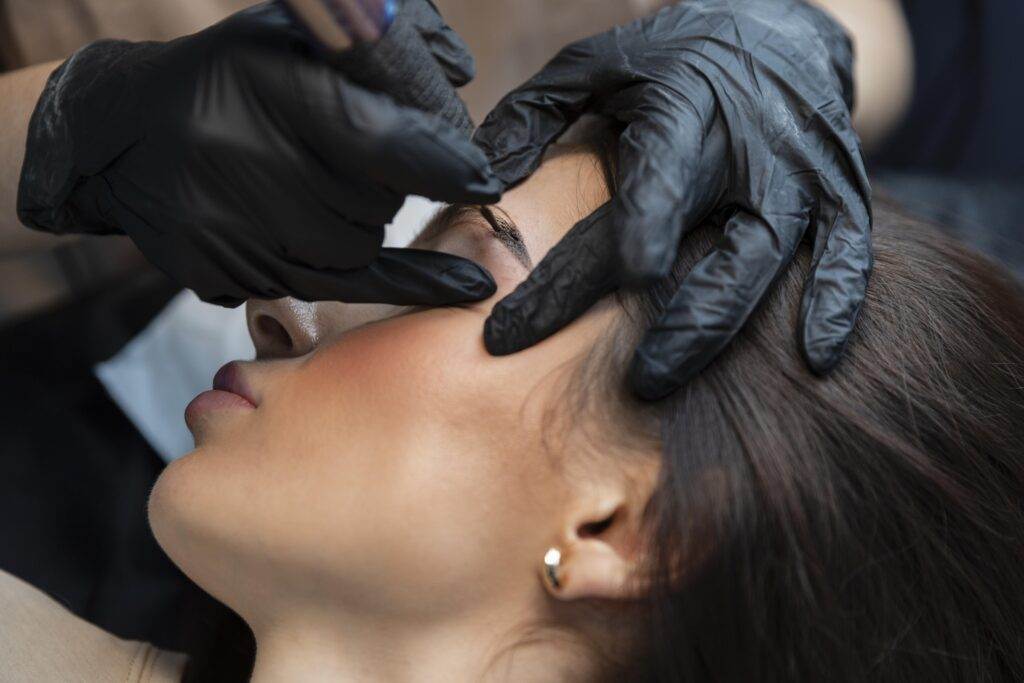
xmin=476 ymin=205 xmax=532 ymax=270
xmin=416 ymin=204 xmax=533 ymax=270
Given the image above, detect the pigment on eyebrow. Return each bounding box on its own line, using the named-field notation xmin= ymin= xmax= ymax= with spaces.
xmin=476 ymin=206 xmax=532 ymax=270
xmin=415 ymin=204 xmax=532 ymax=270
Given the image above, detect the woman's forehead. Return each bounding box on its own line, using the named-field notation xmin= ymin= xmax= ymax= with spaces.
xmin=496 ymin=148 xmax=612 ymax=262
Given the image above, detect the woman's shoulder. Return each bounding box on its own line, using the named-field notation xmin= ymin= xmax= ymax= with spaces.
xmin=0 ymin=568 xmax=187 ymax=682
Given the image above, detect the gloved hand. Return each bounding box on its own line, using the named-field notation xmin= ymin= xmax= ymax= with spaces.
xmin=17 ymin=1 xmax=499 ymax=307
xmin=475 ymin=0 xmax=873 ymax=399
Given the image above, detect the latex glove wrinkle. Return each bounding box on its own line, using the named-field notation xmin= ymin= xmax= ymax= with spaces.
xmin=476 ymin=0 xmax=872 ymax=399
xmin=18 ymin=1 xmax=499 ymax=307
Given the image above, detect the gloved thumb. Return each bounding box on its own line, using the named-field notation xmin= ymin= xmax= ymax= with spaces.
xmin=333 ymin=1 xmax=474 ymax=133
xmin=401 ymin=0 xmax=476 ymax=87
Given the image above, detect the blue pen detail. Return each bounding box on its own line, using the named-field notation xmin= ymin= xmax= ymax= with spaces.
xmin=340 ymin=0 xmax=396 ymax=38
xmin=380 ymin=0 xmax=398 ymax=31
xmin=280 ymin=0 xmax=396 ymax=50
xmin=354 ymin=0 xmax=397 ymax=34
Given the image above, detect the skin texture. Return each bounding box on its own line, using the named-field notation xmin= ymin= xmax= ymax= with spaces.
xmin=149 ymin=149 xmax=660 ymax=683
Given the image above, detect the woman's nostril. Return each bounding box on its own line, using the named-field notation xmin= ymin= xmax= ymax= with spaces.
xmin=256 ymin=314 xmax=294 ymax=353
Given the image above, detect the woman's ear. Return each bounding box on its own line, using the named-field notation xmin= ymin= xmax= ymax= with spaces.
xmin=541 ymin=459 xmax=659 ymax=602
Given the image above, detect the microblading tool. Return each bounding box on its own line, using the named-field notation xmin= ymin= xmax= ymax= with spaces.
xmin=278 ymin=0 xmax=474 ymax=135
xmin=281 ymin=0 xmax=397 ymax=51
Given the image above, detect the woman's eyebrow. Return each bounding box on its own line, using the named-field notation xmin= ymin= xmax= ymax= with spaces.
xmin=416 ymin=204 xmax=533 ymax=270
xmin=475 ymin=206 xmax=532 ymax=269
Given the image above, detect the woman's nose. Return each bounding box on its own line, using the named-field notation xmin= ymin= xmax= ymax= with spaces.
xmin=246 ymin=298 xmax=321 ymax=359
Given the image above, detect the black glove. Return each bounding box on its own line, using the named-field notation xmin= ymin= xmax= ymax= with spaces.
xmin=17 ymin=1 xmax=499 ymax=307
xmin=474 ymin=0 xmax=872 ymax=399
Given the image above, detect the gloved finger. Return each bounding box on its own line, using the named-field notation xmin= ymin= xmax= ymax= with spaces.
xmin=173 ymin=137 xmax=395 ymax=265
xmin=371 ymin=98 xmax=502 ymax=203
xmin=473 ymin=37 xmax=611 ymax=187
xmin=89 ymin=178 xmax=264 ymax=304
xmin=275 ymin=247 xmax=497 ymax=305
xmin=484 ymin=202 xmax=618 ymax=355
xmin=605 ymin=78 xmax=719 ymax=282
xmin=275 ymin=66 xmax=499 ymax=203
xmin=402 ymin=0 xmax=475 ymax=87
xmin=329 ymin=7 xmax=474 ymax=133
xmin=629 ymin=209 xmax=808 ymax=400
xmin=798 ymin=200 xmax=873 ymax=374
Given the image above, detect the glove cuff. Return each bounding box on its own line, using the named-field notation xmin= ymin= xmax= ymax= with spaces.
xmin=17 ymin=39 xmax=148 ymax=235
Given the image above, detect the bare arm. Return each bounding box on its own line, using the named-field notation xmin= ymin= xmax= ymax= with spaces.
xmin=0 ymin=60 xmax=82 ymax=256
xmin=0 ymin=568 xmax=186 ymax=682
xmin=810 ymin=0 xmax=914 ymax=150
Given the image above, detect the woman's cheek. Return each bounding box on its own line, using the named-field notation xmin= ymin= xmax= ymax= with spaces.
xmin=485 ymin=256 xmax=529 ymax=300
xmin=278 ymin=307 xmax=492 ymax=446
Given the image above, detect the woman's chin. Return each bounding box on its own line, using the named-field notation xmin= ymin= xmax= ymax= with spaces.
xmin=147 ymin=459 xmax=192 ymax=574
xmin=184 ymin=389 xmax=256 ymax=445
xmin=147 ymin=453 xmax=247 ymax=607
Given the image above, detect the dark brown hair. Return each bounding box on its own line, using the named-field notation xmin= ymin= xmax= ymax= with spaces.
xmin=594 ymin=194 xmax=1024 ymax=681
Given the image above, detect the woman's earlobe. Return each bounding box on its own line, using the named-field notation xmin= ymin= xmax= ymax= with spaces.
xmin=541 ymin=455 xmax=660 ymax=601
xmin=539 ymin=538 xmax=651 ymax=601
xmin=540 ymin=502 xmax=652 ymax=602
xmin=543 ymin=547 xmax=563 ymax=591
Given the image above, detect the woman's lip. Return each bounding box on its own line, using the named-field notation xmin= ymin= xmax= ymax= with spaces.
xmin=212 ymin=361 xmax=258 ymax=407
xmin=185 ymin=389 xmax=256 ymax=430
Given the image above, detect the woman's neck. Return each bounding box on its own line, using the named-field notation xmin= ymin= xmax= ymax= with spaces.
xmin=247 ymin=605 xmax=592 ymax=683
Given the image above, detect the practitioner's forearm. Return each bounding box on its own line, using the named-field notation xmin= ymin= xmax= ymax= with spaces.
xmin=0 ymin=61 xmax=79 ymax=255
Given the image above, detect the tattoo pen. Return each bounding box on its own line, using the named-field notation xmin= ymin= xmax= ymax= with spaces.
xmin=278 ymin=0 xmax=473 ymax=134
xmin=279 ymin=0 xmax=397 ymax=52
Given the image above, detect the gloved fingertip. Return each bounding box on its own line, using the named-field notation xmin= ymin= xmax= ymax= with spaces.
xmin=628 ymin=344 xmax=685 ymax=401
xmin=800 ymin=332 xmax=847 ymax=377
xmin=405 ymin=0 xmax=475 ymax=85
xmin=799 ymin=284 xmax=861 ymax=376
xmin=473 ymin=115 xmax=568 ymax=189
xmin=449 ymin=263 xmax=497 ymax=302
xmin=610 ymin=203 xmax=676 ymax=282
xmin=619 ymin=237 xmax=676 ymax=286
xmin=483 ymin=309 xmax=523 ymax=356
xmin=200 ymin=293 xmax=246 ymax=309
xmin=434 ymin=35 xmax=475 ymax=86
xmin=493 ymin=163 xmax=533 ymax=190
xmin=462 ymin=174 xmax=503 ymax=204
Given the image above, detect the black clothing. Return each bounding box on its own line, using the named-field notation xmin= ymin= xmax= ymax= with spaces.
xmin=872 ymin=0 xmax=1024 ymax=178
xmin=0 ymin=271 xmax=216 ymax=652
xmin=870 ymin=0 xmax=1024 ymax=279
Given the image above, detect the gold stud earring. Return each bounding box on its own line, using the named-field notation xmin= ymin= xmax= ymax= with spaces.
xmin=543 ymin=547 xmax=562 ymax=590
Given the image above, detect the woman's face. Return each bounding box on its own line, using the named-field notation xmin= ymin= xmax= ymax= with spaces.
xmin=148 ymin=149 xmax=621 ymax=630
